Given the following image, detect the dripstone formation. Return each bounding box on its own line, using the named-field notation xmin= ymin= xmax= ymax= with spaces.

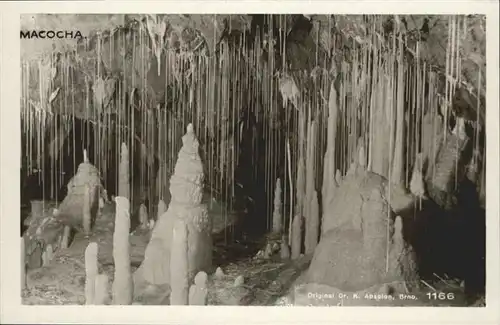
xmin=136 ymin=123 xmax=212 ymax=290
xmin=55 ymin=155 xmax=104 ymax=233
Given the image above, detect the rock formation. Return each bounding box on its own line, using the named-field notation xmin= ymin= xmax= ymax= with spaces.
xmin=301 ymin=170 xmax=419 ymax=304
xmin=55 ymin=156 xmax=102 ymax=234
xmin=136 ymin=123 xmax=212 ymax=289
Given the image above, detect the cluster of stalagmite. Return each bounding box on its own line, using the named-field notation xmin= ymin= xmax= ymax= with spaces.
xmin=83 ymin=198 xmax=132 ymax=305
xmin=112 ymin=196 xmax=133 ymax=305
xmin=136 ymin=123 xmax=212 ymax=298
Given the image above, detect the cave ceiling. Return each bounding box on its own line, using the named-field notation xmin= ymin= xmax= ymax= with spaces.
xmin=20 ymin=14 xmax=486 ymax=121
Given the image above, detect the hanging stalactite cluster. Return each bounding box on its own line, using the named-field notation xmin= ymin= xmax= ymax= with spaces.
xmin=21 ymin=14 xmax=485 ymax=242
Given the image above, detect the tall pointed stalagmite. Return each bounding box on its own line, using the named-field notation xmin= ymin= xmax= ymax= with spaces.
xmin=136 ymin=123 xmax=212 ymax=288
xmin=272 ymin=178 xmax=282 ymax=234
xmin=84 ymin=242 xmax=98 ymax=305
xmin=112 ymin=197 xmax=133 ymax=305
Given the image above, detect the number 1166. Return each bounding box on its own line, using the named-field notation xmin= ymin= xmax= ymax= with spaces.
xmin=426 ymin=292 xmax=455 ymax=300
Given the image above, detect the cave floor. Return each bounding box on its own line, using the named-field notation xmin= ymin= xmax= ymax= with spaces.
xmin=21 ymin=200 xmax=485 ymax=307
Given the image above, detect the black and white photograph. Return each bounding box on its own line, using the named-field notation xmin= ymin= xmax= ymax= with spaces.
xmin=16 ymin=12 xmax=489 ymax=308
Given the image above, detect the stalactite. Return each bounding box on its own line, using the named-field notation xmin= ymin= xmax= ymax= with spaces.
xmin=391 ymin=31 xmax=405 ymax=185
xmin=291 ymin=214 xmax=302 ymax=260
xmin=321 ymin=78 xmax=339 ymax=220
xmin=119 ymin=143 xmax=130 ymax=199
xmin=139 ymin=203 xmax=149 ymax=229
xmin=292 ymin=109 xmax=306 ymax=247
xmin=304 ymin=120 xmax=317 ymax=255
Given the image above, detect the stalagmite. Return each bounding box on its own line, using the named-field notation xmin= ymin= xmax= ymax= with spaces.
xmin=335 ymin=169 xmax=342 ymax=186
xmin=85 ymin=242 xmax=98 ymax=305
xmin=215 ymin=267 xmax=225 ymax=279
xmin=358 ymin=141 xmax=366 ymax=169
xmin=60 ymin=225 xmax=71 ymax=249
xmin=137 ymin=123 xmax=212 ymax=287
xmin=118 ymin=143 xmax=129 ymax=199
xmin=170 ymin=217 xmax=189 ymax=305
xmin=410 ymin=153 xmax=426 ymax=199
xmin=263 ymin=243 xmax=273 ymax=259
xmin=272 ymin=178 xmax=282 ymax=233
xmin=188 ymin=271 xmax=208 ymax=305
xmin=112 ymin=196 xmax=133 ymax=305
xmin=42 ymin=244 xmax=53 ymax=266
xmin=82 ymin=184 xmax=92 ymax=236
xmin=280 ymin=235 xmax=290 ymax=259
xmin=305 ymin=190 xmax=319 ymax=255
xmin=394 ymin=216 xmax=403 ymax=244
xmin=94 ymin=274 xmax=109 ymax=305
xmin=233 ymin=275 xmax=245 ymax=287
xmin=291 ymin=214 xmax=302 ymax=259
xmin=157 ymin=199 xmax=167 ymax=219
xmin=139 ymin=203 xmax=148 ymax=229
xmin=21 ymin=237 xmax=26 ymax=290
